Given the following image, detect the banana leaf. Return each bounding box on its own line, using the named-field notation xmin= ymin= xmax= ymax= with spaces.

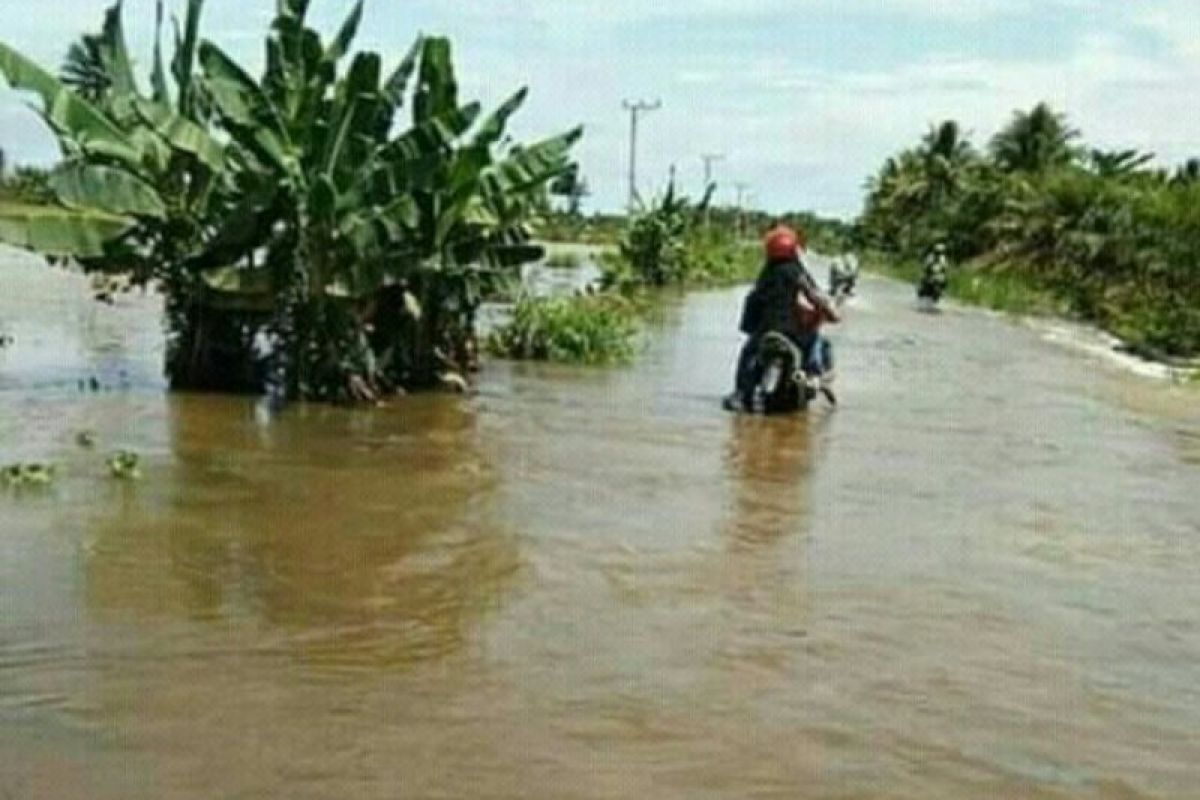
xmin=171 ymin=0 xmax=205 ymax=112
xmin=98 ymin=2 xmax=137 ymax=97
xmin=0 ymin=202 xmax=132 ymax=257
xmin=0 ymin=42 xmax=141 ymax=166
xmin=324 ymin=0 xmax=364 ymax=66
xmin=49 ymin=162 xmax=167 ymax=219
xmin=133 ymin=99 xmax=225 ymax=171
xmin=412 ymin=38 xmax=457 ymax=125
xmin=150 ymin=0 xmax=170 ymax=103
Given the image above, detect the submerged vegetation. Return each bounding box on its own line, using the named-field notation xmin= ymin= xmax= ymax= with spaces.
xmin=488 ymin=293 xmax=638 ymax=365
xmin=1 ymin=462 xmax=56 ymax=488
xmin=0 ymin=0 xmax=580 ymax=402
xmin=860 ymin=104 xmax=1200 ymax=359
xmin=599 ymin=182 xmax=758 ymax=293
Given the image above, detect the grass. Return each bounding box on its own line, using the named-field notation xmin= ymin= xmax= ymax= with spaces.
xmin=487 ymin=293 xmax=639 ymax=365
xmin=543 ymin=250 xmax=584 ymax=269
xmin=862 ymin=251 xmax=1067 ymax=316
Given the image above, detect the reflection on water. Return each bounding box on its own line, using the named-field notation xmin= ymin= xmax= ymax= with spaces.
xmin=3 ymin=253 xmax=1200 ymax=799
xmin=82 ymin=396 xmax=521 ymax=670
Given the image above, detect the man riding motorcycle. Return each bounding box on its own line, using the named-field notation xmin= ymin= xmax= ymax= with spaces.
xmin=918 ymin=242 xmax=950 ymax=302
xmin=829 ymin=253 xmax=860 ymax=300
xmin=724 ymin=225 xmax=841 ymax=412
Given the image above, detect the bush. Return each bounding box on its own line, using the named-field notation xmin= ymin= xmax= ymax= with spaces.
xmin=544 ymin=250 xmax=584 ymax=269
xmin=488 ymin=294 xmax=639 ymax=365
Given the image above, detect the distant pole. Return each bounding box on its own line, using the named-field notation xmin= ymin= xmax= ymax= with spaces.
xmin=623 ymin=99 xmax=661 ymax=211
xmin=701 ymin=153 xmax=724 ymax=189
xmin=734 ymin=182 xmax=750 ymax=239
xmin=700 ymin=153 xmax=724 ymax=227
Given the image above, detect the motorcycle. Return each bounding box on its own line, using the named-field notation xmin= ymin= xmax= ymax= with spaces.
xmin=751 ymin=331 xmax=834 ymax=414
xmin=829 ymin=268 xmax=857 ymax=302
xmin=916 ymin=273 xmax=946 ymax=309
xmin=828 ymin=255 xmax=860 ymax=302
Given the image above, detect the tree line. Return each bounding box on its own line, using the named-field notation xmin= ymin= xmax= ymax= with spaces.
xmin=859 ymin=102 xmax=1200 ymax=359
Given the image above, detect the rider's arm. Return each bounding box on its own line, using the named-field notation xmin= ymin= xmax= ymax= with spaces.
xmin=796 ymin=284 xmax=841 ymax=324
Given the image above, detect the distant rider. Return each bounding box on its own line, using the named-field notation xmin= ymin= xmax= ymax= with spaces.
xmin=724 ymin=225 xmax=841 ymax=411
xmin=829 ymin=252 xmax=860 ymax=299
xmin=919 ymin=243 xmax=950 ymax=299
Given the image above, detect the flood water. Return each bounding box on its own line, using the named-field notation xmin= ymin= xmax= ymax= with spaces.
xmin=2 ymin=250 xmax=1199 ymax=799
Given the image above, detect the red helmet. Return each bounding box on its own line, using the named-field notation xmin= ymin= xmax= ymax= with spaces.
xmin=765 ymin=226 xmax=802 ymax=262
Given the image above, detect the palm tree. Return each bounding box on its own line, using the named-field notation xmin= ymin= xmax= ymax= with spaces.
xmin=1088 ymin=148 xmax=1154 ymax=178
xmin=990 ymin=102 xmax=1079 ymax=173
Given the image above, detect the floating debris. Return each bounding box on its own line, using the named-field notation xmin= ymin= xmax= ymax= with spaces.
xmin=106 ymin=451 xmax=142 ymax=481
xmin=1 ymin=462 xmax=57 ymax=488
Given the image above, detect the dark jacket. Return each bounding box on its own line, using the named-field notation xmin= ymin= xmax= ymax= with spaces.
xmin=739 ymin=257 xmax=826 ymax=337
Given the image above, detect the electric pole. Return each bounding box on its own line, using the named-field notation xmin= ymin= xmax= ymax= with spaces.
xmin=701 ymin=153 xmax=724 ymax=189
xmin=700 ymin=153 xmax=724 ymax=227
xmin=622 ymin=99 xmax=661 ymax=211
xmin=733 ymin=182 xmax=751 ymax=240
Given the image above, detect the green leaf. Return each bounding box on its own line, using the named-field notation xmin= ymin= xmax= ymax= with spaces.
xmin=487 ymin=126 xmax=583 ymax=193
xmin=49 ymin=163 xmax=167 ymax=220
xmin=0 ymin=201 xmax=132 ymax=257
xmin=198 ymin=41 xmax=292 ymax=174
xmin=325 ymin=0 xmax=364 ymax=66
xmin=383 ymin=36 xmax=422 ymax=110
xmin=0 ymin=42 xmax=141 ymax=166
xmin=472 ymin=87 xmax=527 ymax=150
xmin=413 ymin=38 xmax=457 ymax=125
xmin=171 ymin=0 xmax=205 ymax=113
xmin=150 ymin=0 xmax=170 ymax=103
xmin=99 ymin=1 xmax=137 ymax=97
xmin=133 ymin=99 xmax=225 ymax=172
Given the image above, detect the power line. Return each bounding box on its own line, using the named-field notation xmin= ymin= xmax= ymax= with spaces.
xmin=622 ymin=99 xmax=661 ymax=211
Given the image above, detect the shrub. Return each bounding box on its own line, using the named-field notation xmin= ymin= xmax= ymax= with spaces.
xmin=488 ymin=294 xmax=638 ymax=365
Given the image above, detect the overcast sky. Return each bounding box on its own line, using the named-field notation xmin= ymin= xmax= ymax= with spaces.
xmin=1 ymin=0 xmax=1198 ymax=217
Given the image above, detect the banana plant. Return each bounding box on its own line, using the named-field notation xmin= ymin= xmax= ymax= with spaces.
xmin=0 ymin=0 xmax=580 ymax=402
xmin=192 ymin=1 xmax=580 ymax=398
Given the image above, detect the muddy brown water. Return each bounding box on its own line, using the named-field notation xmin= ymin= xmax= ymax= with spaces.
xmin=2 ymin=251 xmax=1198 ymax=799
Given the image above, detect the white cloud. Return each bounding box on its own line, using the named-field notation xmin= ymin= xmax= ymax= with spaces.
xmin=0 ymin=0 xmax=1197 ymax=216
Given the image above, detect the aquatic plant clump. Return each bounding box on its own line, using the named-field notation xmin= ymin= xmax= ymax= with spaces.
xmin=1 ymin=462 xmax=57 ymax=488
xmin=488 ymin=294 xmax=639 ymax=365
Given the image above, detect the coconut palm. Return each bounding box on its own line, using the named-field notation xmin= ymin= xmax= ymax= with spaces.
xmin=990 ymin=102 xmax=1080 ymax=173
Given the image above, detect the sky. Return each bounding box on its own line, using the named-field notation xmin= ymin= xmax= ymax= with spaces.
xmin=1 ymin=0 xmax=1198 ymax=218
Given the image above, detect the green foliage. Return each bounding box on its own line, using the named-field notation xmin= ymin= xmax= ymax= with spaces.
xmin=618 ymin=180 xmax=711 ymax=287
xmin=603 ymin=186 xmax=760 ymax=293
xmin=544 ymin=249 xmax=583 ymax=269
xmin=860 ymin=102 xmax=1200 ymax=358
xmin=488 ymin=293 xmax=638 ymax=365
xmin=1 ymin=462 xmax=56 ymax=488
xmin=106 ymin=450 xmax=142 ymax=480
xmin=0 ymin=0 xmax=580 ymax=402
xmin=990 ymin=102 xmax=1080 ymax=174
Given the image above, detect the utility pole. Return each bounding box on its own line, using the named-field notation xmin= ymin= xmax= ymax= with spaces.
xmin=700 ymin=153 xmax=724 ymax=227
xmin=622 ymin=99 xmax=661 ymax=211
xmin=733 ymin=182 xmax=751 ymax=240
xmin=700 ymin=153 xmax=725 ymax=189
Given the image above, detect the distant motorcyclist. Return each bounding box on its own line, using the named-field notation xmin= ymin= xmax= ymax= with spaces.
xmin=829 ymin=253 xmax=860 ymax=299
xmin=918 ymin=242 xmax=950 ymax=302
xmin=724 ymin=225 xmax=840 ymax=411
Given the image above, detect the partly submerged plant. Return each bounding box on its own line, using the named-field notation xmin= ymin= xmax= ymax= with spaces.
xmin=0 ymin=0 xmax=581 ymax=402
xmin=1 ymin=462 xmax=57 ymax=488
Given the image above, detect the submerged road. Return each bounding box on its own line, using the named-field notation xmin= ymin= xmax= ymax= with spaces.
xmin=1 ymin=252 xmax=1198 ymax=799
